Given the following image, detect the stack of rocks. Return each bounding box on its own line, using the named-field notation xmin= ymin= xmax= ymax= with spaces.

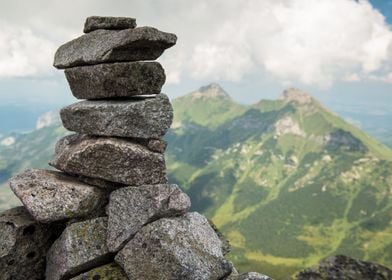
xmin=0 ymin=16 xmax=271 ymax=280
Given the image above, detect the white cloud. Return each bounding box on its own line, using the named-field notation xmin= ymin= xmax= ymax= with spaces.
xmin=0 ymin=22 xmax=56 ymax=77
xmin=163 ymin=0 xmax=392 ymax=87
xmin=0 ymin=0 xmax=391 ymax=88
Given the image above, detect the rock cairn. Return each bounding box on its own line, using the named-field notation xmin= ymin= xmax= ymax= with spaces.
xmin=0 ymin=16 xmax=271 ymax=280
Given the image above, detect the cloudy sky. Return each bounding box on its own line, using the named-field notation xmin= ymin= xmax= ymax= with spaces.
xmin=0 ymin=0 xmax=391 ymax=106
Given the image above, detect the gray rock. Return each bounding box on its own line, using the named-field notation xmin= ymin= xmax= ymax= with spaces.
xmin=65 ymin=62 xmax=165 ymax=99
xmin=9 ymin=169 xmax=107 ymax=223
xmin=60 ymin=94 xmax=173 ymax=139
xmin=84 ymin=16 xmax=136 ymax=33
xmin=54 ymin=27 xmax=177 ymax=69
xmin=46 ymin=217 xmax=112 ymax=280
xmin=70 ymin=263 xmax=127 ymax=280
xmin=107 ymin=184 xmax=191 ymax=252
xmin=237 ymin=272 xmax=273 ymax=280
xmin=208 ymin=219 xmax=231 ymax=255
xmin=145 ymin=138 xmax=167 ymax=153
xmin=225 ymin=264 xmax=239 ymax=280
xmin=75 ymin=175 xmax=127 ymax=191
xmin=50 ymin=134 xmax=167 ymax=185
xmin=296 ymin=255 xmax=392 ymax=280
xmin=115 ymin=212 xmax=232 ymax=280
xmin=0 ymin=207 xmax=62 ymax=280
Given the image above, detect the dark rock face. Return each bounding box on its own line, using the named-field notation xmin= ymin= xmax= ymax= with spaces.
xmin=54 ymin=27 xmax=177 ymax=69
xmin=115 ymin=212 xmax=232 ymax=280
xmin=60 ymin=94 xmax=173 ymax=139
xmin=46 ymin=217 xmax=112 ymax=280
xmin=9 ymin=169 xmax=107 ymax=223
xmin=70 ymin=263 xmax=127 ymax=280
xmin=296 ymin=255 xmax=392 ymax=280
xmin=326 ymin=129 xmax=368 ymax=153
xmin=50 ymin=134 xmax=167 ymax=185
xmin=0 ymin=207 xmax=62 ymax=280
xmin=65 ymin=62 xmax=165 ymax=99
xmin=107 ymin=184 xmax=191 ymax=252
xmin=84 ymin=16 xmax=137 ymax=33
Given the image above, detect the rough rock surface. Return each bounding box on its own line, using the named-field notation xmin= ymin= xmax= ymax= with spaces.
xmin=107 ymin=184 xmax=191 ymax=252
xmin=9 ymin=169 xmax=107 ymax=223
xmin=0 ymin=207 xmax=62 ymax=280
xmin=209 ymin=219 xmax=231 ymax=256
xmin=60 ymin=94 xmax=173 ymax=139
xmin=50 ymin=134 xmax=167 ymax=185
xmin=54 ymin=27 xmax=177 ymax=69
xmin=296 ymin=255 xmax=392 ymax=280
xmin=115 ymin=212 xmax=232 ymax=280
xmin=145 ymin=138 xmax=167 ymax=153
xmin=236 ymin=272 xmax=273 ymax=280
xmin=70 ymin=263 xmax=127 ymax=280
xmin=84 ymin=16 xmax=136 ymax=33
xmin=75 ymin=175 xmax=127 ymax=191
xmin=46 ymin=217 xmax=112 ymax=280
xmin=65 ymin=62 xmax=165 ymax=99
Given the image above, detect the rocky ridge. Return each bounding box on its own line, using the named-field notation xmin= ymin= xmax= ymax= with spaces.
xmin=0 ymin=16 xmax=271 ymax=280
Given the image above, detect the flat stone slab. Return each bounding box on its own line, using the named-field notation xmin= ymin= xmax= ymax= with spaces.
xmin=65 ymin=62 xmax=165 ymax=99
xmin=115 ymin=212 xmax=232 ymax=280
xmin=50 ymin=134 xmax=167 ymax=185
xmin=60 ymin=94 xmax=173 ymax=139
xmin=84 ymin=16 xmax=136 ymax=33
xmin=70 ymin=263 xmax=127 ymax=280
xmin=46 ymin=217 xmax=112 ymax=280
xmin=9 ymin=169 xmax=107 ymax=223
xmin=54 ymin=27 xmax=177 ymax=69
xmin=107 ymin=184 xmax=191 ymax=252
xmin=0 ymin=207 xmax=62 ymax=280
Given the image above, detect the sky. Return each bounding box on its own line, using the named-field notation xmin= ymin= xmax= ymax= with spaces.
xmin=0 ymin=0 xmax=391 ymax=108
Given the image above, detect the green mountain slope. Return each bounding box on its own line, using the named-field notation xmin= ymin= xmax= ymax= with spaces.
xmin=1 ymin=84 xmax=391 ymax=279
xmin=166 ymin=86 xmax=392 ymax=279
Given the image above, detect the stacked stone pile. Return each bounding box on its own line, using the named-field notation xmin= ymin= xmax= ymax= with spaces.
xmin=0 ymin=16 xmax=271 ymax=280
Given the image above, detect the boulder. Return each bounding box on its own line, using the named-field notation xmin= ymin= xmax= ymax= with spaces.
xmin=115 ymin=212 xmax=232 ymax=280
xmin=60 ymin=94 xmax=173 ymax=139
xmin=70 ymin=263 xmax=127 ymax=280
xmin=46 ymin=217 xmax=112 ymax=280
xmin=65 ymin=62 xmax=165 ymax=99
xmin=54 ymin=27 xmax=177 ymax=69
xmin=296 ymin=255 xmax=392 ymax=280
xmin=9 ymin=169 xmax=107 ymax=223
xmin=50 ymin=134 xmax=167 ymax=185
xmin=107 ymin=184 xmax=191 ymax=252
xmin=0 ymin=207 xmax=62 ymax=280
xmin=84 ymin=16 xmax=136 ymax=33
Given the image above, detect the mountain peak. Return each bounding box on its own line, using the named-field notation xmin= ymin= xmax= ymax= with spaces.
xmin=280 ymin=88 xmax=313 ymax=104
xmin=190 ymin=83 xmax=231 ymax=99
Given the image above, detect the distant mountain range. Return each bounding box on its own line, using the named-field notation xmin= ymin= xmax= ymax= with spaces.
xmin=1 ymin=84 xmax=391 ymax=279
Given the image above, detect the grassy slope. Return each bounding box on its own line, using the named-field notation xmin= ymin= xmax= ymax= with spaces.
xmin=167 ymin=95 xmax=392 ymax=279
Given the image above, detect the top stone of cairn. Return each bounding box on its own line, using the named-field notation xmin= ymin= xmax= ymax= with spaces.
xmin=54 ymin=26 xmax=177 ymax=69
xmin=84 ymin=16 xmax=137 ymax=33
